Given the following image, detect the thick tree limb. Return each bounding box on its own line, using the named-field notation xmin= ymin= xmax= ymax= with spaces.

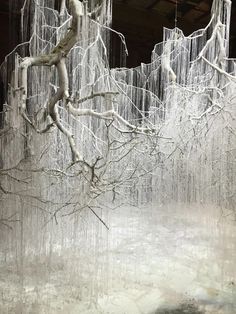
xmin=67 ymin=102 xmax=156 ymax=133
xmin=19 ymin=0 xmax=84 ymax=159
xmin=18 ymin=0 xmax=156 ymax=165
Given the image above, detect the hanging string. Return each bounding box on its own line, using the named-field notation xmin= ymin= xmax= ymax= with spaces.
xmin=174 ymin=0 xmax=178 ymax=42
xmin=174 ymin=0 xmax=178 ymax=29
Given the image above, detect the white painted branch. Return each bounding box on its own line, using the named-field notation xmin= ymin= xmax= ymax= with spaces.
xmin=202 ymin=56 xmax=236 ymax=81
xmin=18 ymin=0 xmax=156 ymax=166
xmin=198 ymin=20 xmax=221 ymax=60
xmin=75 ymin=92 xmax=119 ymax=104
xmin=67 ymin=102 xmax=156 ymax=133
xmin=20 ymin=0 xmax=84 ymax=111
xmin=60 ymin=0 xmax=66 ymax=16
xmin=19 ymin=0 xmax=84 ymax=160
xmin=48 ymin=58 xmax=82 ymax=161
xmin=161 ymin=40 xmax=176 ymax=82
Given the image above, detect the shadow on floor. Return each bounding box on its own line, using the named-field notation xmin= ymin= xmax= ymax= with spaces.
xmin=155 ymin=302 xmax=203 ymax=314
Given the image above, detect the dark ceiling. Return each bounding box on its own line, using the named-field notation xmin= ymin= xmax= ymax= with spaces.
xmin=112 ymin=0 xmax=236 ymax=67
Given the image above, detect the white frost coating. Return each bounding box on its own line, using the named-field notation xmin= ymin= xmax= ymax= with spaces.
xmin=0 ymin=0 xmax=236 ymax=312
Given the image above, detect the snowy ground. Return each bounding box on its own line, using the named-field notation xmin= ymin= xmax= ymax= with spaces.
xmin=0 ymin=203 xmax=236 ymax=313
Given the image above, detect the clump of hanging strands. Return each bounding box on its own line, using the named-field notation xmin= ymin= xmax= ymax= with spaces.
xmin=0 ymin=0 xmax=235 ymax=222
